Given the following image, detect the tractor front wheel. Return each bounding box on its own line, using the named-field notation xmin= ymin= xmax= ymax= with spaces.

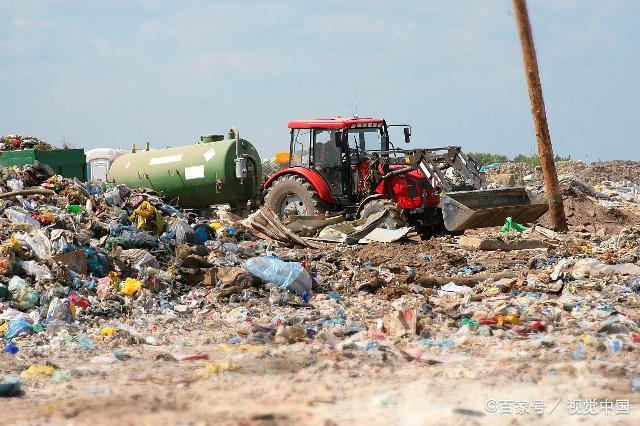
xmin=359 ymin=199 xmax=407 ymax=229
xmin=264 ymin=175 xmax=327 ymax=218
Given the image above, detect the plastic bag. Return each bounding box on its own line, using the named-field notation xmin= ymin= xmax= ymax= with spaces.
xmin=50 ymin=229 xmax=73 ymax=254
xmin=120 ymin=277 xmax=142 ymax=296
xmin=45 ymin=297 xmax=76 ymax=323
xmin=120 ymin=249 xmax=160 ymax=270
xmin=5 ymin=208 xmax=41 ymax=228
xmin=19 ymin=260 xmax=53 ymax=281
xmin=7 ymin=276 xmax=39 ymax=310
xmin=6 ymin=179 xmax=23 ymax=192
xmin=67 ymin=204 xmax=83 ymax=213
xmin=13 ymin=229 xmax=52 ymax=259
xmin=5 ymin=319 xmax=34 ymax=339
xmin=82 ymin=246 xmax=109 ymax=277
xmin=244 ymin=256 xmax=312 ymax=294
xmin=500 ymin=216 xmax=527 ymax=233
xmin=106 ymin=230 xmax=159 ymax=249
xmin=77 ymin=333 xmax=95 ymax=350
xmin=34 ymin=210 xmax=56 ymax=225
xmin=170 ymin=220 xmax=199 ymax=245
xmin=20 ymin=365 xmax=55 ymax=379
xmin=130 ymin=201 xmax=165 ymax=235
xmin=104 ymin=186 xmax=129 ymax=207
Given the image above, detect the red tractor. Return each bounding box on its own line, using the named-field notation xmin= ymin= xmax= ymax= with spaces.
xmin=263 ymin=117 xmax=547 ymax=235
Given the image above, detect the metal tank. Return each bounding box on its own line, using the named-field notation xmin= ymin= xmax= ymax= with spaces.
xmin=108 ymin=130 xmax=261 ymax=208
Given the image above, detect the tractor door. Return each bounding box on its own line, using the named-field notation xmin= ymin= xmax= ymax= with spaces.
xmin=290 ymin=129 xmax=311 ymax=167
xmin=312 ymin=129 xmax=347 ymax=198
xmin=345 ymin=127 xmax=381 ymax=199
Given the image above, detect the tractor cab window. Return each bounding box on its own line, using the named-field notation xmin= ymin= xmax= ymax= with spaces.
xmin=313 ymin=130 xmax=341 ymax=168
xmin=290 ymin=129 xmax=311 ymax=167
xmin=345 ymin=128 xmax=381 ymax=162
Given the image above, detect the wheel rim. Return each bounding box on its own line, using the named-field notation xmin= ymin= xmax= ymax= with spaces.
xmin=280 ymin=193 xmax=307 ymax=216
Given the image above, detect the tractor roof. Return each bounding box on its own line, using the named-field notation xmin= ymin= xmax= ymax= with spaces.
xmin=288 ymin=117 xmax=385 ymax=130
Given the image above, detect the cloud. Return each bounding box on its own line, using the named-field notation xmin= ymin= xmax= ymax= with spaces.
xmin=172 ymin=49 xmax=284 ymax=77
xmin=12 ymin=17 xmax=55 ymax=28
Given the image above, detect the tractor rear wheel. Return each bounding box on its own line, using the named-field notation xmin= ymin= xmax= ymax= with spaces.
xmin=359 ymin=199 xmax=407 ymax=229
xmin=264 ymin=175 xmax=327 ymax=217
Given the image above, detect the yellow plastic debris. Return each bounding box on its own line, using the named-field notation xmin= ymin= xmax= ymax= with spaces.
xmin=120 ymin=277 xmax=142 ymax=296
xmin=200 ymin=360 xmax=240 ymax=377
xmin=100 ymin=327 xmax=117 ymax=336
xmin=496 ymin=313 xmax=521 ymax=326
xmin=217 ymin=343 xmax=264 ymax=353
xmin=209 ymin=222 xmax=222 ymax=232
xmin=0 ymin=322 xmax=8 ymax=334
xmin=21 ymin=365 xmax=56 ymax=379
xmin=130 ymin=201 xmax=165 ymax=235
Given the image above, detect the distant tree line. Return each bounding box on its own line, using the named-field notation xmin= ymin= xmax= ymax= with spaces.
xmin=468 ymin=152 xmax=571 ymax=167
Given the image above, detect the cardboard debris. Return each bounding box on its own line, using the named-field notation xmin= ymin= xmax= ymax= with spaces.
xmin=203 ymin=268 xmax=218 ymax=286
xmin=246 ymin=207 xmax=326 ymax=248
xmin=283 ymin=215 xmax=344 ymax=235
xmin=384 ymin=309 xmax=417 ymax=337
xmin=316 ymin=210 xmax=390 ymax=244
xmin=51 ymin=249 xmax=88 ymax=274
xmin=458 ymin=235 xmax=549 ymax=251
xmin=360 ymin=226 xmax=413 ymax=243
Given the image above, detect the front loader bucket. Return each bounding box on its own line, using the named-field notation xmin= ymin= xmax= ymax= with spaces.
xmin=440 ymin=187 xmax=548 ymax=231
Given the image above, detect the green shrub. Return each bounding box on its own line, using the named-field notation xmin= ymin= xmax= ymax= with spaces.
xmin=467 ymin=152 xmax=509 ymax=167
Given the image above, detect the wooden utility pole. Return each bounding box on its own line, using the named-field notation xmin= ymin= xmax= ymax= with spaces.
xmin=512 ymin=0 xmax=567 ymax=231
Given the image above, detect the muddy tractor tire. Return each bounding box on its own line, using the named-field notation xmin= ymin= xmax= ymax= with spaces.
xmin=264 ymin=175 xmax=327 ymax=218
xmin=359 ymin=199 xmax=407 ymax=230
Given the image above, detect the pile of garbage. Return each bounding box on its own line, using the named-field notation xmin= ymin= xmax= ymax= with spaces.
xmin=0 ymin=162 xmax=327 ymax=388
xmin=0 ymin=135 xmax=52 ymax=152
xmin=483 ymin=160 xmax=640 ymax=234
xmin=2 ymin=161 xmax=640 ymax=421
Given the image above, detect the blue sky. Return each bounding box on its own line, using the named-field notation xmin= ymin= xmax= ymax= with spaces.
xmin=0 ymin=0 xmax=637 ymax=161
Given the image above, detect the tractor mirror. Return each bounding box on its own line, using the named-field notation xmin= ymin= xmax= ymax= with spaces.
xmin=332 ymin=131 xmax=345 ymax=147
xmin=404 ymin=127 xmax=411 ymax=143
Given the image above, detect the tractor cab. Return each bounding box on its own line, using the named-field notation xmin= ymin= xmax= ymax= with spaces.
xmin=286 ymin=117 xmax=389 ymax=209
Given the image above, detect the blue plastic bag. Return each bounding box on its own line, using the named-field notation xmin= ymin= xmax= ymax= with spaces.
xmin=82 ymin=246 xmax=109 ymax=277
xmin=5 ymin=319 xmax=33 ymax=340
xmin=244 ymin=256 xmax=312 ymax=294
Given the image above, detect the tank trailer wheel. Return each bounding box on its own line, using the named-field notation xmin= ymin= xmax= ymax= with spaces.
xmin=264 ymin=175 xmax=327 ymax=218
xmin=359 ymin=199 xmax=407 ymax=230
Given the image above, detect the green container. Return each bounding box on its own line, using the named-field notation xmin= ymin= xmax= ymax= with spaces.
xmin=0 ymin=149 xmax=87 ymax=180
xmin=107 ymin=136 xmax=261 ymax=208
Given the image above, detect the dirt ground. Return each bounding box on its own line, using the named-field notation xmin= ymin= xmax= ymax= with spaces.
xmin=3 ymin=234 xmax=640 ymax=426
xmin=3 ymin=321 xmax=640 ymax=426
